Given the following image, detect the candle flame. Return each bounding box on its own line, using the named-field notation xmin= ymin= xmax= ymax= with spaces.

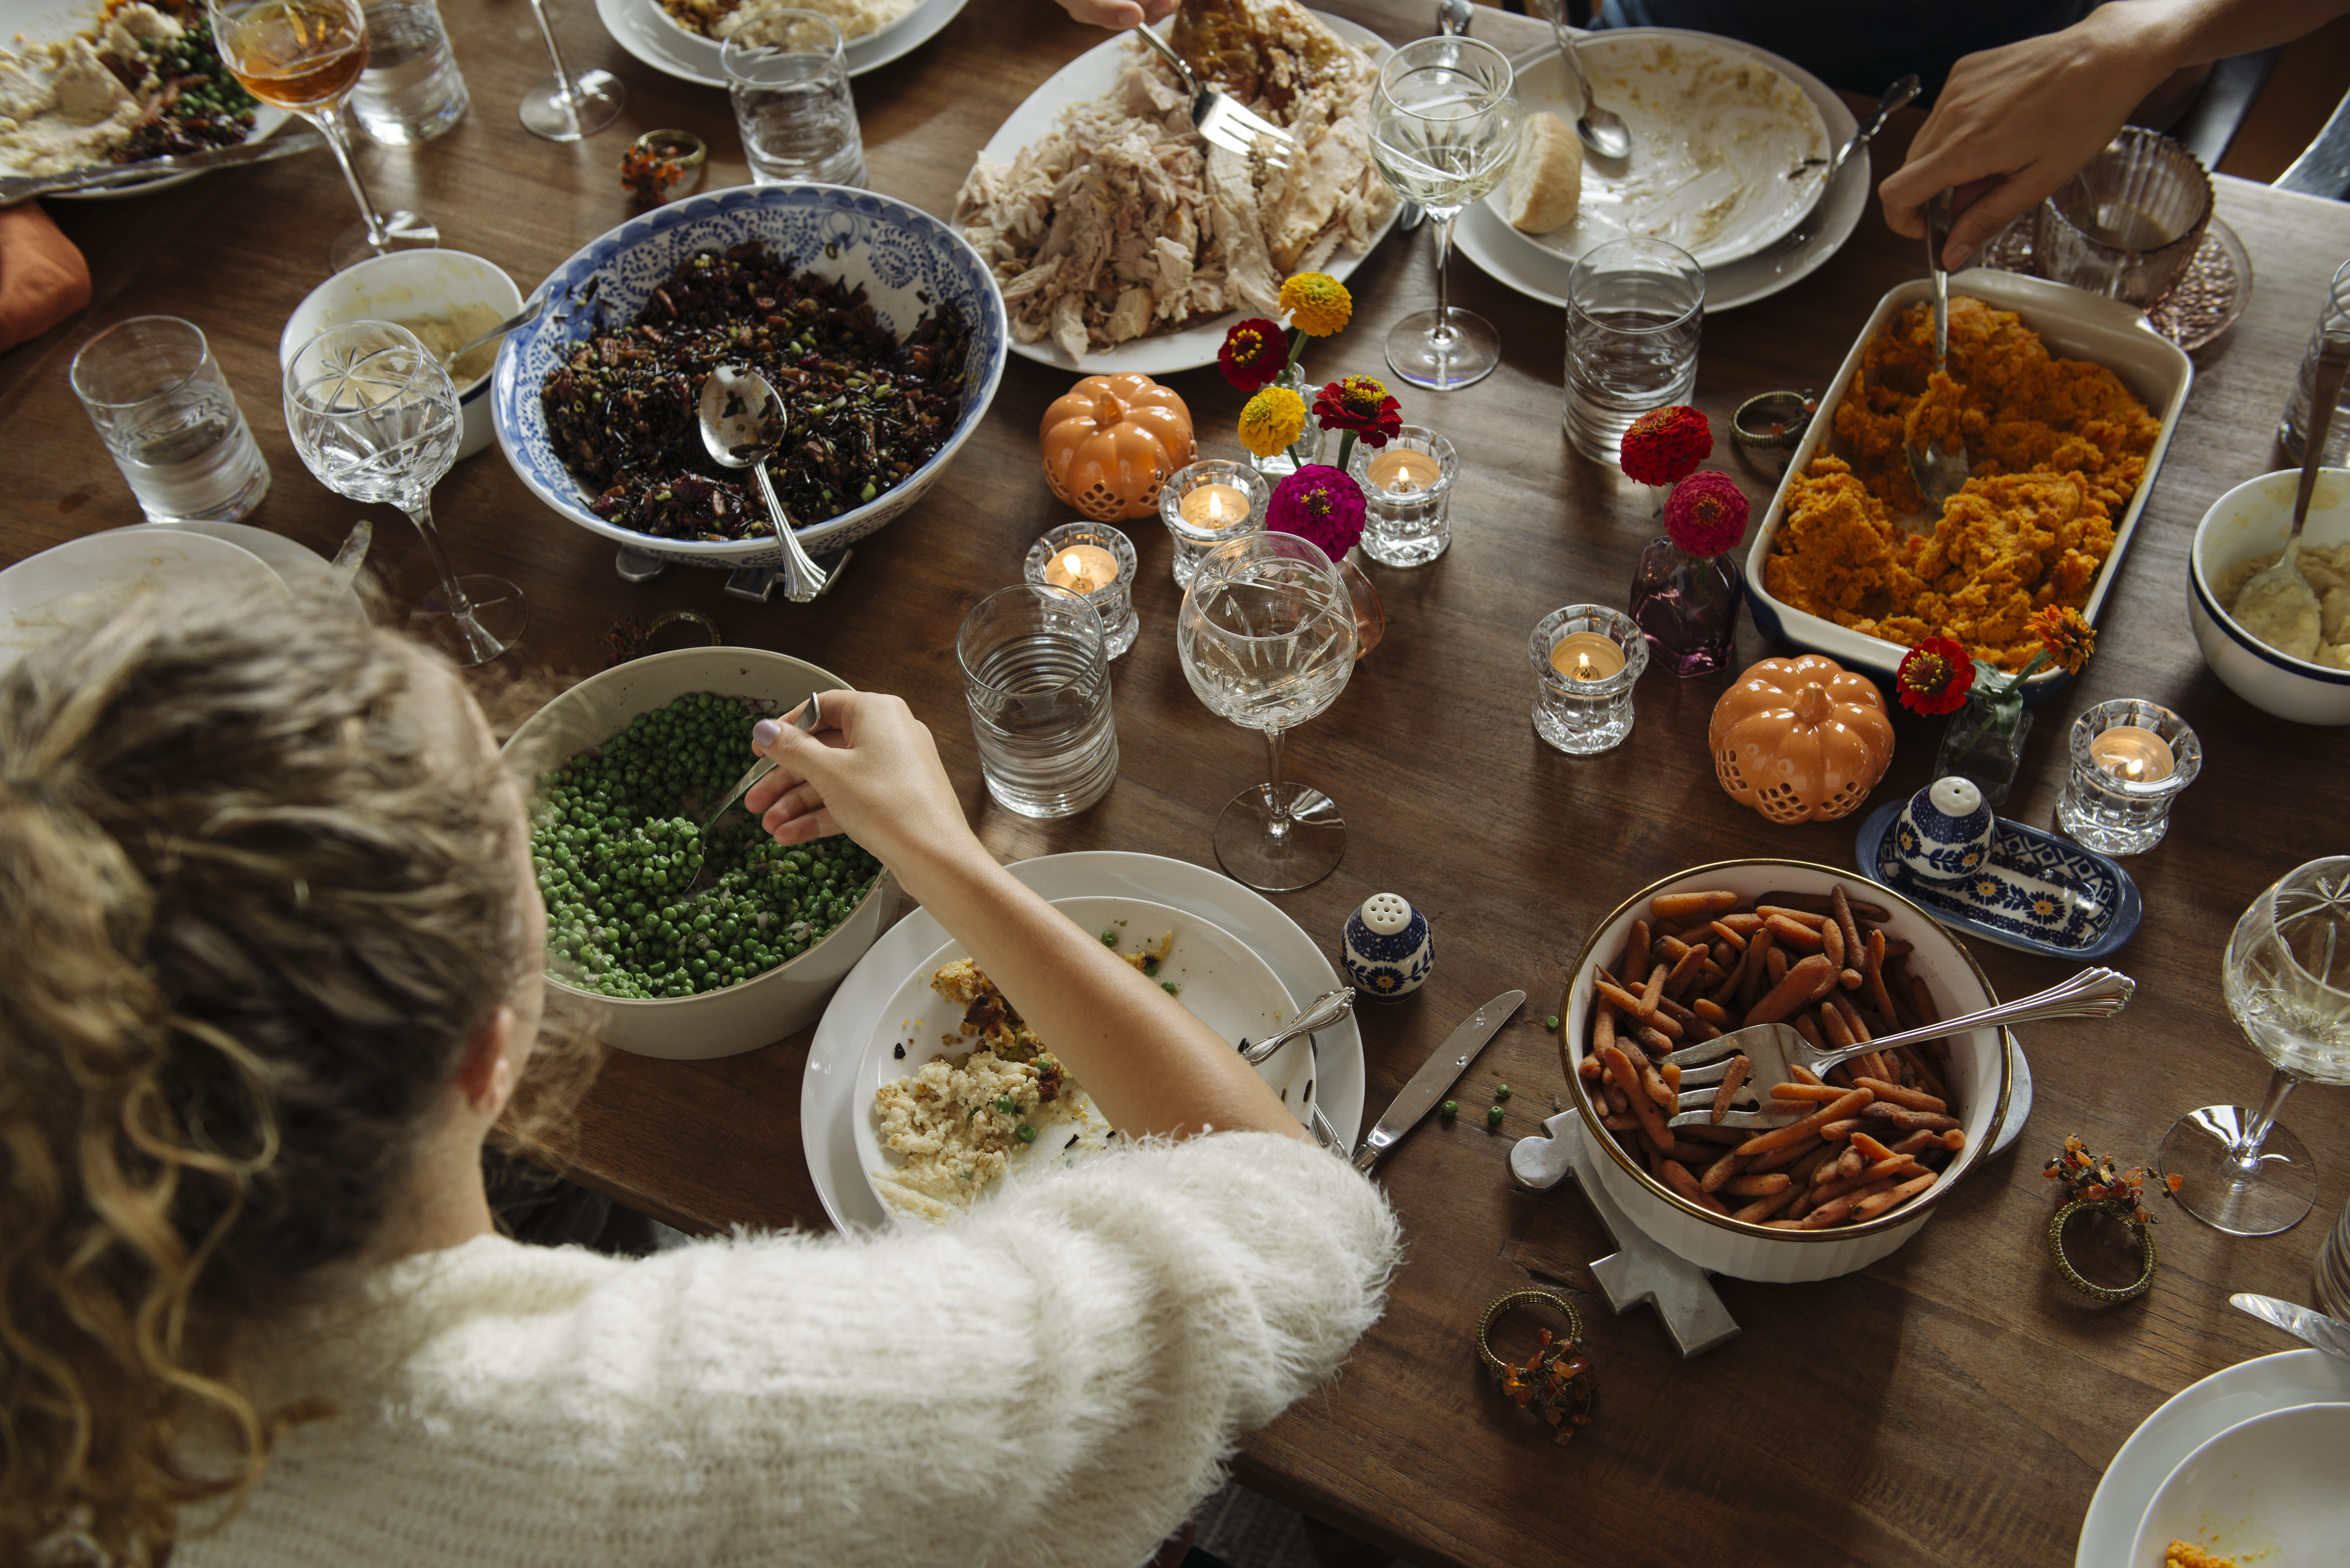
xmin=1574 ymin=655 xmax=1597 ymax=681
xmin=1206 ymin=490 xmax=1224 ymax=522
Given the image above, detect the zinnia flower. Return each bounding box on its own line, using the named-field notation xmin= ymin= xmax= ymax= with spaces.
xmin=1311 ymin=374 xmax=1403 ymax=448
xmin=1217 ymin=317 xmax=1287 ymax=391
xmin=1619 ymin=405 xmax=1712 ymax=487
xmin=2028 ymin=605 xmax=2097 ymax=674
xmin=1896 ymin=636 xmax=1976 ymax=715
xmin=1279 ymin=272 xmax=1352 ymax=337
xmin=1238 ymin=385 xmax=1307 ymax=459
xmin=1661 ymin=471 xmax=1749 ymax=558
xmin=1266 ymin=464 xmax=1366 ymax=558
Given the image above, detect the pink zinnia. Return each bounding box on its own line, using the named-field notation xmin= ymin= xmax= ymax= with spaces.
xmin=1267 ymin=464 xmax=1366 ymax=559
xmin=1662 ymin=471 xmax=1749 ymax=558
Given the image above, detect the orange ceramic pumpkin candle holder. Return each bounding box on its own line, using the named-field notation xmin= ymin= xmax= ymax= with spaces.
xmin=1709 ymin=654 xmax=1895 ymax=824
xmin=1040 ymin=372 xmax=1196 ymax=522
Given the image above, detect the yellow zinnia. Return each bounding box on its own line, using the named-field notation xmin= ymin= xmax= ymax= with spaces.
xmin=1279 ymin=272 xmax=1352 ymax=337
xmin=1238 ymin=385 xmax=1307 ymax=457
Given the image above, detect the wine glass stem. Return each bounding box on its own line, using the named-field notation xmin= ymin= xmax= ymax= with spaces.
xmin=309 ymin=106 xmax=392 ymax=250
xmin=1262 ymin=725 xmax=1292 ymax=843
xmin=2229 ymin=1065 xmax=2304 ymax=1170
xmin=1428 ymin=212 xmax=1458 ymax=349
xmin=405 ymin=496 xmax=478 ymax=618
xmin=528 ymin=0 xmax=580 ymax=105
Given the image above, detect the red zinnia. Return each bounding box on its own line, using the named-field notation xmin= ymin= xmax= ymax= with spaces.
xmin=1217 ymin=317 xmax=1287 ymax=391
xmin=1619 ymin=405 xmax=1712 ymax=487
xmin=1896 ymin=636 xmax=1976 ymax=715
xmin=1661 ymin=471 xmax=1749 ymax=558
xmin=1311 ymin=373 xmax=1403 ymax=448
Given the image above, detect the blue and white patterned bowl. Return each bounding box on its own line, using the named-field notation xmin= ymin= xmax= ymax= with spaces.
xmin=491 ymin=183 xmax=1008 ymax=569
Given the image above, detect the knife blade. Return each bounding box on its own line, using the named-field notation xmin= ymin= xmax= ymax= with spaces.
xmin=1353 ymin=989 xmax=1524 ymax=1172
xmin=0 ymin=130 xmax=328 ymax=202
xmin=2230 ymin=1292 xmax=2350 ymax=1364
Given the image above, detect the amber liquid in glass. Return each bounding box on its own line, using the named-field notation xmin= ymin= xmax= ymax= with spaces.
xmin=222 ymin=0 xmax=369 ymax=112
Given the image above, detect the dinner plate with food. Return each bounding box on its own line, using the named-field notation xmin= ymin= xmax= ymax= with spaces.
xmin=593 ymin=0 xmax=966 ymax=86
xmin=0 ymin=0 xmax=291 ymax=201
xmin=804 ymin=851 xmax=1368 ymax=1234
xmin=1454 ymin=31 xmax=1862 ymax=313
xmin=850 ymin=896 xmax=1316 ymax=1229
xmin=956 ymin=0 xmax=1400 ymax=373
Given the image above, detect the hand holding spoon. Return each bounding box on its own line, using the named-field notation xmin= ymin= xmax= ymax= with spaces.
xmin=697 ymin=365 xmax=830 ymax=603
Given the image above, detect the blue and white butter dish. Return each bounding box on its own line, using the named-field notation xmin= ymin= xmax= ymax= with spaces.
xmin=1854 ymin=777 xmax=2141 ymax=960
xmin=1342 ymin=892 xmax=1434 ymax=1003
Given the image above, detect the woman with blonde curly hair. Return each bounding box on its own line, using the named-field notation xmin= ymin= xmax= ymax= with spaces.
xmin=0 ymin=593 xmax=1397 ymax=1568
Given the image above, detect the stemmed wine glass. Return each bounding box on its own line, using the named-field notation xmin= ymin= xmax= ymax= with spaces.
xmin=522 ymin=0 xmax=625 ymax=141
xmin=1177 ymin=532 xmax=1358 ymax=892
xmin=1366 ymin=35 xmax=1523 ymax=391
xmin=207 ymin=0 xmax=437 ymax=273
xmin=284 ymin=322 xmax=528 ymax=667
xmin=2156 ymin=857 xmax=2350 ymax=1235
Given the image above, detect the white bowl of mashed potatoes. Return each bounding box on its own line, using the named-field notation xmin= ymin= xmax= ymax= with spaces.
xmin=278 ymin=250 xmax=523 ymax=462
xmin=2190 ymin=467 xmax=2350 ymax=725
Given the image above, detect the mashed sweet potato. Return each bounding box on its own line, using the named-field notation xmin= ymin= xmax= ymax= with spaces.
xmin=1765 ymin=297 xmax=2159 ymax=671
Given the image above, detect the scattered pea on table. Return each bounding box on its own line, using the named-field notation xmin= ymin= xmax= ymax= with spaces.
xmin=1439 ymin=1099 xmax=1458 ymax=1120
xmin=1544 ymin=1015 xmax=1560 ymax=1031
xmin=1486 ymin=1104 xmax=1506 ymax=1128
xmin=1494 ymin=1084 xmax=1512 ymax=1101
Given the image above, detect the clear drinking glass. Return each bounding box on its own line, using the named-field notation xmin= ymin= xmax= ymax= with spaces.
xmin=1366 ymin=36 xmax=1523 ymax=392
xmin=1564 ymin=237 xmax=1705 ymax=464
xmin=1177 ymin=531 xmax=1358 ymax=892
xmin=956 ymin=584 xmax=1120 ymax=818
xmin=208 ymin=0 xmax=437 ymax=273
xmin=70 ymin=316 xmax=272 ymax=524
xmin=2281 ymin=257 xmax=2350 ymax=464
xmin=284 ymin=321 xmax=526 ymax=666
xmin=2156 ymin=857 xmax=2350 ymax=1236
xmin=723 ymin=13 xmax=865 ymax=188
xmin=520 ymin=0 xmax=624 ymax=141
xmin=350 ymin=0 xmax=468 ymax=146
xmin=2033 ymin=128 xmax=2212 ymax=309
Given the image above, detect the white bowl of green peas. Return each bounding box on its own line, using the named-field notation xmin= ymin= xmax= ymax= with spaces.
xmin=505 ymin=646 xmax=897 ymax=1059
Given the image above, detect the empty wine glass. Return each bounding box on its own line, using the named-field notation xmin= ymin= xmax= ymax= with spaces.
xmin=521 ymin=0 xmax=625 ymax=141
xmin=1177 ymin=531 xmax=1358 ymax=892
xmin=284 ymin=322 xmax=527 ymax=666
xmin=1367 ymin=35 xmax=1523 ymax=391
xmin=207 ymin=0 xmax=438 ymax=273
xmin=2157 ymin=857 xmax=2350 ymax=1235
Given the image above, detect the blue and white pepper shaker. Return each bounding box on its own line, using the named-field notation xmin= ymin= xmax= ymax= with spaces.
xmin=1342 ymin=892 xmax=1434 ymax=1003
xmin=1895 ymin=776 xmax=1996 ymax=885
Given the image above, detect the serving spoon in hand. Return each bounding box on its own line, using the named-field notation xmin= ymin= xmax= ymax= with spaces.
xmin=2231 ymin=330 xmax=2350 ymax=661
xmin=697 ymin=365 xmax=831 ymax=603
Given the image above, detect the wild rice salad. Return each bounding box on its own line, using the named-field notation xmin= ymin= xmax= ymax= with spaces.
xmin=539 ymin=240 xmax=969 ymax=543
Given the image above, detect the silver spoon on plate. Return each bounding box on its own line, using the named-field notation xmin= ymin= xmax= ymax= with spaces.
xmin=1528 ymin=0 xmax=1630 ymax=161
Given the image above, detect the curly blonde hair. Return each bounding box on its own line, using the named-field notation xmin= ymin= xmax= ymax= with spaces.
xmin=0 ymin=592 xmax=540 ymax=1564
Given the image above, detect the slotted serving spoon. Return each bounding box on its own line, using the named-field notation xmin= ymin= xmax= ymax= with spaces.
xmin=1133 ymin=24 xmax=1293 ymax=166
xmin=2232 ymin=330 xmax=2350 ymax=661
xmin=1904 ymin=187 xmax=1972 ymax=511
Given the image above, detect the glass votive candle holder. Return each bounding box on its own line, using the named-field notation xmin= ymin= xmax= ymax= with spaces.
xmin=1159 ymin=460 xmax=1267 ymax=587
xmin=1529 ymin=605 xmax=1647 ymax=755
xmin=1347 ymin=426 xmax=1457 ymax=567
xmin=1024 ymin=522 xmax=1139 ymax=659
xmin=2054 ymin=699 xmax=2201 ymax=855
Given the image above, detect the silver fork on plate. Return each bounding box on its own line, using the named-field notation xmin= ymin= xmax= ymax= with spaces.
xmin=1133 ymin=25 xmax=1293 ymax=166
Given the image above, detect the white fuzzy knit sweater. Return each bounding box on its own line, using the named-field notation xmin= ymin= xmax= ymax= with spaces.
xmin=172 ymin=1132 xmax=1398 ymax=1568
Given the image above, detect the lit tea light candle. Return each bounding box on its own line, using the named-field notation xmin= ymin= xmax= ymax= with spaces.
xmin=1366 ymin=448 xmax=1441 ymax=494
xmin=1042 ymin=543 xmax=1120 ymax=595
xmin=1550 ymin=632 xmax=1626 ymax=683
xmin=1179 ymin=483 xmax=1248 ymax=529
xmin=2089 ymin=724 xmax=2175 ymax=782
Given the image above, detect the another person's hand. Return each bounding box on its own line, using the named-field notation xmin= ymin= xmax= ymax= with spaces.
xmin=745 ymin=691 xmax=984 ymax=890
xmin=1054 ymin=0 xmax=1175 ymax=29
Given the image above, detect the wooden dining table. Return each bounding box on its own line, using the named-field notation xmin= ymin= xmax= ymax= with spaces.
xmin=5 ymin=1 xmax=2347 ymax=1563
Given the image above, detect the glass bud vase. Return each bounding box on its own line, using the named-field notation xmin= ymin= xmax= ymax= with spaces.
xmin=1248 ymin=364 xmax=1325 ymax=480
xmin=1934 ymin=675 xmax=2031 ymax=808
xmin=1628 ymin=537 xmax=1742 ymax=678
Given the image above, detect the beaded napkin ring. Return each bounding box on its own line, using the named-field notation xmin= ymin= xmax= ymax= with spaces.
xmin=1476 ymin=1290 xmax=1595 ymax=1444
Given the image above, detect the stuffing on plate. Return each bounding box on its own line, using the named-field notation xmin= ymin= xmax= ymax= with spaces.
xmin=953 ymin=0 xmax=1396 ymax=365
xmin=1764 ymin=297 xmax=2161 ymax=671
xmin=0 ymin=0 xmax=257 ymax=177
xmin=659 ymin=0 xmax=918 ymax=42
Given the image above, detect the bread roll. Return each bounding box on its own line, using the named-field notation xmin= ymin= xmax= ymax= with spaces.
xmin=1506 ymin=111 xmax=1582 ymax=235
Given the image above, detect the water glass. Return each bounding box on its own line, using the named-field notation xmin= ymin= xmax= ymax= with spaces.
xmin=1346 ymin=426 xmax=1455 ymax=567
xmin=1159 ymin=460 xmax=1267 ymax=587
xmin=2320 ymin=1191 xmax=2350 ymax=1320
xmin=723 ymin=13 xmax=865 ymax=188
xmin=2054 ymin=699 xmax=2201 ymax=856
xmin=956 ymin=584 xmax=1119 ymax=818
xmin=2034 ymin=128 xmax=2211 ymax=308
xmin=2281 ymin=256 xmax=2350 ymax=463
xmin=1564 ymin=238 xmax=1704 ymax=466
xmin=1529 ymin=605 xmax=1646 ymax=755
xmin=70 ymin=316 xmax=271 ymax=525
xmin=1024 ymin=522 xmax=1139 ymax=659
xmin=352 ymin=0 xmax=469 ymax=146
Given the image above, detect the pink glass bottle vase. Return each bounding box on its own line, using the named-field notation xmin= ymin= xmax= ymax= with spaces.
xmin=1629 ymin=537 xmax=1743 ymax=678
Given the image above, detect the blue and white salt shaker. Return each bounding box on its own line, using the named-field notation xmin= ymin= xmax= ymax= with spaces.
xmin=1895 ymin=776 xmax=1996 ymax=885
xmin=1342 ymin=892 xmax=1434 ymax=1003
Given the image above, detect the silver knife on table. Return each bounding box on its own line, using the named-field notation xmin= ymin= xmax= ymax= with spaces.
xmin=1353 ymin=990 xmax=1525 ymax=1172
xmin=0 ymin=131 xmax=329 ymax=202
xmin=2230 ymin=1291 xmax=2350 ymax=1364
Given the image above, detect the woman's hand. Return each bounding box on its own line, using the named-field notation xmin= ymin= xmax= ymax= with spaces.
xmin=1054 ymin=0 xmax=1176 ymax=29
xmin=745 ymin=691 xmax=987 ymax=894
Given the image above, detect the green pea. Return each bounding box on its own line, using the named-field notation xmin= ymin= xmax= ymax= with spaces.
xmin=1486 ymin=1104 xmax=1506 ymax=1128
xmin=1494 ymin=1085 xmax=1512 ymax=1101
xmin=1439 ymin=1100 xmax=1457 ymax=1120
